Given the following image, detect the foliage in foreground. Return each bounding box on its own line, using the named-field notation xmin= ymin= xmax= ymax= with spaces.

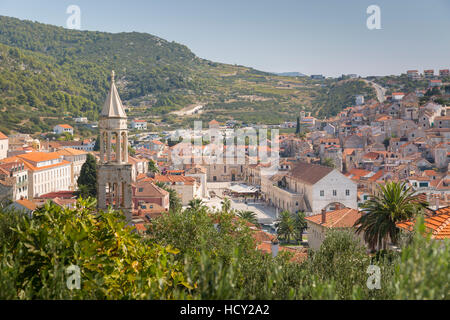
xmin=0 ymin=199 xmax=448 ymax=300
xmin=0 ymin=198 xmax=188 ymax=299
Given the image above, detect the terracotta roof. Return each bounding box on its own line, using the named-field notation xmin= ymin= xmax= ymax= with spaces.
xmin=16 ymin=152 xmax=62 ymax=163
xmin=134 ymin=181 xmax=169 ymax=197
xmin=38 ymin=191 xmax=77 ymax=199
xmin=15 ymin=199 xmax=38 ymax=211
xmin=306 ymin=208 xmax=362 ymax=228
xmin=0 ymin=131 xmax=7 ymax=140
xmin=288 ymin=161 xmax=334 ymax=185
xmin=56 ymin=124 xmax=73 ymax=129
xmin=54 ymin=148 xmax=87 ymax=156
xmin=146 ymin=174 xmax=196 ymax=185
xmin=397 ymin=206 xmax=450 ymax=240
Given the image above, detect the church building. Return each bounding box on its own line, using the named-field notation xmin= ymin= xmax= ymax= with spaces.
xmin=97 ymin=71 xmax=133 ymax=221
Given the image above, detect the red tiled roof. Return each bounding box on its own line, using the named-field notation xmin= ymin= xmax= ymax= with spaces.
xmin=56 ymin=124 xmax=73 ymax=129
xmin=15 ymin=199 xmax=38 ymax=211
xmin=397 ymin=206 xmax=450 ymax=240
xmin=306 ymin=208 xmax=362 ymax=228
xmin=0 ymin=131 xmax=7 ymax=140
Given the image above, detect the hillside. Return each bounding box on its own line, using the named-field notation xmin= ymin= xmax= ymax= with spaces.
xmin=0 ymin=15 xmax=375 ymax=133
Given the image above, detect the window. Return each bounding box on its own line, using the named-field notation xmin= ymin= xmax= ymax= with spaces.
xmin=346 ymin=189 xmax=350 ymax=196
xmin=320 ymin=190 xmax=324 ymax=197
xmin=333 ymin=190 xmax=337 ymax=196
xmin=138 ymin=188 xmax=144 ymax=192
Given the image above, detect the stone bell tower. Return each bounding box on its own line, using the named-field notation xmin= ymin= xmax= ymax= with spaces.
xmin=97 ymin=71 xmax=133 ymax=221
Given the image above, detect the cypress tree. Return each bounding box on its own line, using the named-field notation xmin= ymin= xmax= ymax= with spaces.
xmin=77 ymin=154 xmax=98 ymax=197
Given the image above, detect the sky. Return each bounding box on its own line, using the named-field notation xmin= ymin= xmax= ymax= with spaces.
xmin=0 ymin=0 xmax=449 ymax=77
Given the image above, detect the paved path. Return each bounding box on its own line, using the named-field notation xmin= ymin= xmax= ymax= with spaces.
xmin=363 ymin=79 xmax=386 ymax=103
xmin=202 ymin=197 xmax=278 ymax=225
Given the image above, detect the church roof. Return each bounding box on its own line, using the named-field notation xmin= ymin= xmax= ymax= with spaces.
xmin=101 ymin=71 xmax=127 ymax=118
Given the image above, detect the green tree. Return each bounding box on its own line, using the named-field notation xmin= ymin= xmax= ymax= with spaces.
xmin=295 ymin=116 xmax=300 ymax=134
xmin=156 ymin=182 xmax=182 ymax=213
xmin=321 ymin=158 xmax=335 ymax=168
xmin=77 ymin=154 xmax=97 ymax=197
xmin=276 ymin=211 xmax=295 ymax=243
xmin=93 ymin=136 xmax=100 ymax=151
xmin=0 ymin=198 xmax=189 ymax=299
xmin=148 ymin=159 xmax=160 ymax=174
xmin=293 ymin=211 xmax=307 ymax=243
xmin=354 ymin=181 xmax=428 ymax=251
xmin=187 ymin=198 xmax=206 ymax=212
xmin=220 ymin=197 xmax=232 ymax=213
xmin=236 ymin=210 xmax=258 ymax=225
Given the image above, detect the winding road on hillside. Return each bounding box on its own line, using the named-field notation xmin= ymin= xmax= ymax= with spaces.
xmin=363 ymin=79 xmax=387 ymax=103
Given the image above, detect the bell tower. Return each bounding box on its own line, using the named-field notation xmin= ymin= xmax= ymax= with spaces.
xmin=97 ymin=71 xmax=133 ymax=221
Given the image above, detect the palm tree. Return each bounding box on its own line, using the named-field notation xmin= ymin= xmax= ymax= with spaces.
xmin=188 ymin=198 xmax=205 ymax=211
xmin=275 ymin=210 xmax=295 ymax=243
xmin=148 ymin=159 xmax=160 ymax=174
xmin=221 ymin=197 xmax=232 ymax=213
xmin=156 ymin=182 xmax=182 ymax=213
xmin=237 ymin=210 xmax=258 ymax=225
xmin=354 ymin=181 xmax=428 ymax=251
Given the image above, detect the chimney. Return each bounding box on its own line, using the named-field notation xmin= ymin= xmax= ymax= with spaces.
xmin=271 ymin=239 xmax=279 ymax=258
xmin=335 ymin=203 xmax=341 ymax=210
xmin=435 ymin=195 xmax=440 ymax=211
xmin=321 ymin=208 xmax=327 ymax=224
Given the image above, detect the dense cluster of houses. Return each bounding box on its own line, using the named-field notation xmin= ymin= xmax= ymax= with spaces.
xmin=1 ymin=74 xmax=449 ymax=251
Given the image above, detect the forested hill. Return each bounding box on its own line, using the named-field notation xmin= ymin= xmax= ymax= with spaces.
xmin=0 ymin=15 xmax=375 ymax=134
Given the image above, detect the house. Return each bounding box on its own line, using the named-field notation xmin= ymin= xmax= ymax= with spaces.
xmin=434 ymin=116 xmax=450 ymax=129
xmin=262 ymin=161 xmax=357 ymax=215
xmin=424 ymin=69 xmax=434 ymax=78
xmin=53 ymin=124 xmax=74 ymax=136
xmin=407 ymin=70 xmax=419 ymax=80
xmin=392 ymin=92 xmax=405 ymax=101
xmin=429 ymin=80 xmax=442 ymax=88
xmin=144 ymin=174 xmax=199 ymax=206
xmin=397 ymin=206 xmax=450 ymax=240
xmin=54 ymin=148 xmax=87 ymax=190
xmin=343 ymin=134 xmax=365 ymax=149
xmin=7 ymin=198 xmax=38 ymax=216
xmin=131 ymin=119 xmax=148 ymax=130
xmin=323 ymin=123 xmax=336 ymax=136
xmin=0 ymin=131 xmax=8 ymax=160
xmin=128 ymin=155 xmax=148 ymax=182
xmin=74 ymin=117 xmax=88 ymax=123
xmin=0 ymin=160 xmax=28 ymax=201
xmin=185 ymin=165 xmax=208 ymax=198
xmin=439 ymin=69 xmax=449 ymax=77
xmin=4 ymin=152 xmax=72 ymax=199
xmin=355 ymin=95 xmax=365 ymax=106
xmin=132 ymin=180 xmax=170 ymax=210
xmin=305 ymin=205 xmax=363 ymax=250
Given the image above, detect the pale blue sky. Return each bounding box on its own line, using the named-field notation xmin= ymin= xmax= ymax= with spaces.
xmin=0 ymin=0 xmax=449 ymax=77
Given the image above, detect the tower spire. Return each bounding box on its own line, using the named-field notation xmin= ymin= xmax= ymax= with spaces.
xmin=101 ymin=70 xmax=126 ymax=118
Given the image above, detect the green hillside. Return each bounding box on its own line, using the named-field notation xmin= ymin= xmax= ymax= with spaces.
xmin=0 ymin=15 xmax=375 ymax=133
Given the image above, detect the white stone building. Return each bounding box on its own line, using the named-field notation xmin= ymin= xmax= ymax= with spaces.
xmin=53 ymin=124 xmax=74 ymax=136
xmin=262 ymin=162 xmax=357 ymax=216
xmin=0 ymin=131 xmax=8 ymax=160
xmin=14 ymin=152 xmax=72 ymax=198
